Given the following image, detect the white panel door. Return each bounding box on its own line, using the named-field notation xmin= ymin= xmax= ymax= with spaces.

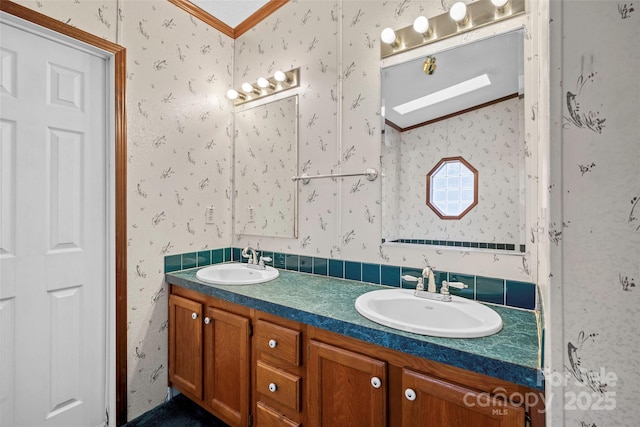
xmin=0 ymin=18 xmax=108 ymax=427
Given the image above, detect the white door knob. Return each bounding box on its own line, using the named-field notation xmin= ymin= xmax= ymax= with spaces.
xmin=404 ymin=388 xmax=417 ymax=401
xmin=371 ymin=377 xmax=382 ymax=388
xmin=204 ymin=317 xmax=211 ymax=325
xmin=191 ymin=312 xmax=198 ymax=320
xmin=268 ymin=339 xmax=277 ymax=348
xmin=269 ymin=383 xmax=277 ymax=392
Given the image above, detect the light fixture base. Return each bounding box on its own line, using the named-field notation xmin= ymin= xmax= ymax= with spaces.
xmin=381 ymin=0 xmax=524 ymax=59
xmin=231 ymin=67 xmax=300 ymax=106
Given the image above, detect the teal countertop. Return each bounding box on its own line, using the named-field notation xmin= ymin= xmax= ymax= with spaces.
xmin=166 ymin=266 xmax=542 ymax=390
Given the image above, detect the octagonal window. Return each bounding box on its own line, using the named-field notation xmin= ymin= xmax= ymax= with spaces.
xmin=426 ymin=156 xmax=478 ymax=220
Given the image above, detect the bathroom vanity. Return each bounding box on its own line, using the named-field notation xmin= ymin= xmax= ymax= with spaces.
xmin=166 ymin=268 xmax=544 ymax=427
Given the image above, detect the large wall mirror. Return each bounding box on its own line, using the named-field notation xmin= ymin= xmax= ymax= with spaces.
xmin=234 ymin=95 xmax=298 ymax=238
xmin=381 ymin=29 xmax=525 ymax=252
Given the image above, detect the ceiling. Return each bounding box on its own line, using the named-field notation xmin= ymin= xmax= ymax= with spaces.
xmin=382 ymin=29 xmax=524 ymax=131
xmin=191 ymin=0 xmax=270 ymax=28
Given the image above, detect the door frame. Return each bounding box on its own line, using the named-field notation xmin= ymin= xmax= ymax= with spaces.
xmin=0 ymin=1 xmax=128 ymax=425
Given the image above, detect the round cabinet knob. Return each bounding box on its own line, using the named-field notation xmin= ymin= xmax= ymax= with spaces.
xmin=204 ymin=317 xmax=211 ymax=325
xmin=268 ymin=383 xmax=277 ymax=393
xmin=191 ymin=312 xmax=198 ymax=320
xmin=371 ymin=377 xmax=382 ymax=389
xmin=404 ymin=388 xmax=417 ymax=401
xmin=268 ymin=339 xmax=277 ymax=349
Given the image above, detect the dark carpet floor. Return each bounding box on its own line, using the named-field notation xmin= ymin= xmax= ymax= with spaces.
xmin=123 ymin=394 xmax=229 ymax=427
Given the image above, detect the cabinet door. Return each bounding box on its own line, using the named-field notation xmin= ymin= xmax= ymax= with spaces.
xmin=308 ymin=340 xmax=386 ymax=427
xmin=169 ymin=295 xmax=203 ymax=399
xmin=204 ymin=307 xmax=251 ymax=427
xmin=401 ymin=368 xmax=525 ymax=427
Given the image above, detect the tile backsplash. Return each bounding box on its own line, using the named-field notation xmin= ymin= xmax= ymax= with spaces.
xmin=165 ymin=247 xmax=537 ymax=311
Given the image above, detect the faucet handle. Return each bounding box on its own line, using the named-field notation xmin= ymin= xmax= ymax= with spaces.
xmin=440 ymin=280 xmax=468 ymax=295
xmin=442 ymin=280 xmax=468 ymax=289
xmin=402 ymin=275 xmax=424 ymax=291
xmin=259 ymin=256 xmax=272 ymax=266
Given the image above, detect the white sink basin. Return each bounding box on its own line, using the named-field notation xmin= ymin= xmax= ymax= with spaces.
xmin=196 ymin=263 xmax=279 ymax=285
xmin=355 ymin=289 xmax=502 ymax=338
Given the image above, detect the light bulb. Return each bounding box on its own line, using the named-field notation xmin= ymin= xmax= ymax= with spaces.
xmin=241 ymin=82 xmax=254 ymax=93
xmin=413 ymin=16 xmax=429 ymax=34
xmin=449 ymin=2 xmax=467 ymax=22
xmin=491 ymin=0 xmax=509 ymax=7
xmin=226 ymin=89 xmax=239 ymax=100
xmin=257 ymin=77 xmax=270 ymax=88
xmin=274 ymin=70 xmax=287 ymax=82
xmin=380 ymin=27 xmax=397 ymax=45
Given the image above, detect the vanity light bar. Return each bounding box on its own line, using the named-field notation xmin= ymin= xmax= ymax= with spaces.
xmin=380 ymin=0 xmax=525 ymax=59
xmin=227 ymin=67 xmax=300 ymax=106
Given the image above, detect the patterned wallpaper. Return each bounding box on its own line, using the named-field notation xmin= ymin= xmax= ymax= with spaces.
xmin=233 ymin=0 xmax=341 ymax=257
xmin=233 ymin=0 xmax=537 ymax=281
xmin=12 ymin=0 xmax=234 ymax=420
xmin=19 ymin=0 xmax=629 ymax=425
xmin=122 ymin=1 xmax=233 ymax=419
xmin=234 ymin=95 xmax=298 ymax=238
xmin=234 ymin=1 xmax=538 ymax=282
xmin=381 ymin=97 xmax=524 ymax=246
xmin=546 ymin=2 xmax=640 ymax=426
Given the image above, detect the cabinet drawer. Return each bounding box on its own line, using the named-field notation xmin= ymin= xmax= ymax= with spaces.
xmin=256 ymin=361 xmax=302 ymax=412
xmin=255 ymin=320 xmax=301 ymax=366
xmin=256 ymin=401 xmax=300 ymax=427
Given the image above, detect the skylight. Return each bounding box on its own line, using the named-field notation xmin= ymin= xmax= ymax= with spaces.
xmin=393 ymin=74 xmax=492 ymax=115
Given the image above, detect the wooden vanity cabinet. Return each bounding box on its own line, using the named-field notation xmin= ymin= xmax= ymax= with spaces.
xmin=401 ymin=368 xmax=525 ymax=427
xmin=168 ymin=294 xmax=204 ymax=399
xmin=308 ymin=327 xmax=543 ymax=427
xmin=307 ymin=340 xmax=387 ymax=427
xmin=168 ymin=287 xmax=543 ymax=427
xmin=168 ymin=287 xmax=251 ymax=427
xmin=252 ymin=313 xmax=305 ymax=427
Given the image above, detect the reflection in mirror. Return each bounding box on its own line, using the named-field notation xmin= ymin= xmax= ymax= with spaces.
xmin=426 ymin=156 xmax=478 ymax=220
xmin=381 ymin=30 xmax=525 ymax=252
xmin=234 ymin=95 xmax=298 ymax=238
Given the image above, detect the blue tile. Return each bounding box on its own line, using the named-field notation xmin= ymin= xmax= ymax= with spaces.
xmin=476 ymin=276 xmax=505 ymax=305
xmin=182 ymin=252 xmax=197 ymax=269
xmin=329 ymin=259 xmax=344 ymax=278
xmin=362 ymin=263 xmax=380 ymax=285
xmin=313 ymin=257 xmax=328 ymax=276
xmin=285 ymin=254 xmax=299 ymax=271
xmin=299 ymin=256 xmax=312 ymax=273
xmin=197 ymin=250 xmax=211 ymax=267
xmin=401 ymin=267 xmax=423 ymax=289
xmin=345 ymin=261 xmax=362 ymax=281
xmin=433 ymin=270 xmax=448 ymax=292
xmin=232 ymin=247 xmax=241 ymax=262
xmin=506 ymin=280 xmax=536 ymax=310
xmin=447 ymin=272 xmax=475 ymax=300
xmin=381 ymin=265 xmax=400 ymax=287
xmin=164 ymin=254 xmax=182 ymax=273
xmin=224 ymin=247 xmax=232 ymax=262
xmin=211 ymin=248 xmax=224 ymax=264
xmin=273 ymin=252 xmax=286 ymax=269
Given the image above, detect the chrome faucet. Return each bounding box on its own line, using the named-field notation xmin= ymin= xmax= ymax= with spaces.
xmin=402 ymin=266 xmax=468 ymax=302
xmin=241 ymin=246 xmax=258 ymax=265
xmin=241 ymin=246 xmax=272 ymax=270
xmin=422 ymin=266 xmax=436 ymax=293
